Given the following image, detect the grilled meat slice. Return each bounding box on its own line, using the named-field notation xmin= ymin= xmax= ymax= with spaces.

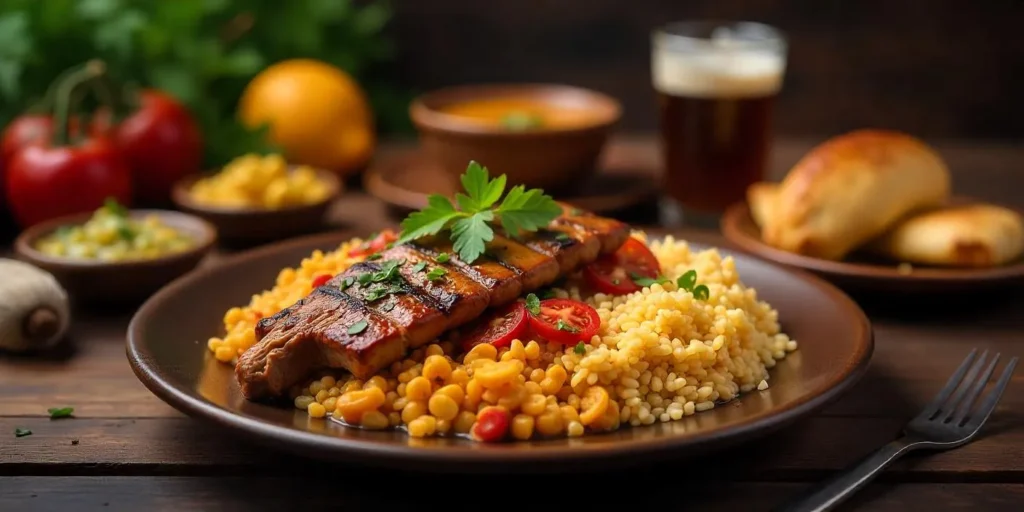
xmin=237 ymin=287 xmax=407 ymax=400
xmin=375 ymin=245 xmax=491 ymax=333
xmin=411 ymin=238 xmax=522 ymax=307
xmin=237 ymin=206 xmax=634 ymax=400
xmin=334 ymin=262 xmax=449 ymax=349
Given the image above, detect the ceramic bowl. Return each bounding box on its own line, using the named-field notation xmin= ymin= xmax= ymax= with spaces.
xmin=171 ymin=166 xmax=342 ymax=247
xmin=14 ymin=209 xmax=217 ymax=306
xmin=409 ymin=83 xmax=621 ymax=193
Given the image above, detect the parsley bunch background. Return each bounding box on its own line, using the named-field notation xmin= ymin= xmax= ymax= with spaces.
xmin=396 ymin=162 xmax=564 ymax=263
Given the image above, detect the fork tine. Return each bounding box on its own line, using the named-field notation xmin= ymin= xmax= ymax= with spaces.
xmin=918 ymin=348 xmax=977 ymax=421
xmin=950 ymin=353 xmax=1000 ymax=425
xmin=938 ymin=349 xmax=989 ymax=423
xmin=965 ymin=356 xmax=1019 ymax=430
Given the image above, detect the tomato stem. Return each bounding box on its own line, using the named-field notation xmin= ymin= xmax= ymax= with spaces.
xmin=52 ymin=60 xmax=106 ymax=147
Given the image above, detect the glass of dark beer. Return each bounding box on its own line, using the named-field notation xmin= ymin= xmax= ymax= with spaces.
xmin=652 ymin=21 xmax=787 ymax=225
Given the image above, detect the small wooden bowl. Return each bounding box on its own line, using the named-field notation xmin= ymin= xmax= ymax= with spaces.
xmin=410 ymin=83 xmax=621 ymax=193
xmin=171 ymin=167 xmax=342 ymax=247
xmin=14 ymin=210 xmax=217 ymax=306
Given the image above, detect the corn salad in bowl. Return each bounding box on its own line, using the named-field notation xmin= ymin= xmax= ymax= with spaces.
xmin=34 ymin=199 xmax=196 ymax=262
xmin=188 ymin=153 xmax=333 ymax=210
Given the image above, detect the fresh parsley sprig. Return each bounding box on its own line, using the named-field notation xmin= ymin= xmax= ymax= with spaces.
xmin=395 ymin=161 xmax=563 ymax=264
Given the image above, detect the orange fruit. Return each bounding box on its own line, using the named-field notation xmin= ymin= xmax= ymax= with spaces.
xmin=238 ymin=59 xmax=375 ymax=176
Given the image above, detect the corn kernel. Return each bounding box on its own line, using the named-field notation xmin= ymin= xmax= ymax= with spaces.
xmin=214 ymin=346 xmax=235 ymax=362
xmin=497 ymin=385 xmax=527 ymax=410
xmin=428 ymin=394 xmax=460 ymax=421
xmin=450 ymin=368 xmax=470 ymax=386
xmin=474 ymin=360 xmax=523 ymax=389
xmin=388 ymin=412 xmax=402 ymax=427
xmin=406 ymin=376 xmax=432 ymax=401
xmin=294 ymin=395 xmax=314 ymax=410
xmin=524 ymin=341 xmax=541 ymax=359
xmin=322 ymin=397 xmax=337 ymax=411
xmin=315 ymin=389 xmax=328 ymax=403
xmin=425 ymin=344 xmax=444 ymax=357
xmin=464 ymin=379 xmax=483 ymax=410
xmin=536 ymin=410 xmax=564 ymax=436
xmin=566 ymin=420 xmax=585 ymax=437
xmin=560 ymin=405 xmax=581 ymax=425
xmin=320 ymin=376 xmax=337 ymax=389
xmin=435 ymin=418 xmax=452 ymax=435
xmin=401 ymin=400 xmax=428 ymax=424
xmin=365 ymin=376 xmax=389 ymax=392
xmin=524 ymin=381 xmax=542 ymax=395
xmin=360 ymin=410 xmax=390 ymax=429
xmin=454 ymin=411 xmax=477 ymax=434
xmin=408 ymin=415 xmax=437 ymax=437
xmin=464 ymin=343 xmax=497 ymax=363
xmin=334 ymin=387 xmax=386 ymax=424
xmin=435 ymin=384 xmax=465 ymax=404
xmin=423 ymin=355 xmax=452 ymax=384
xmin=511 ymin=414 xmax=535 ymax=440
xmin=307 ymin=402 xmax=327 ymax=418
xmin=521 ymin=394 xmax=547 ymax=416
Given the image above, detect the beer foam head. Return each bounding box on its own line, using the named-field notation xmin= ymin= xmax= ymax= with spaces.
xmin=652 ymin=37 xmax=785 ymax=99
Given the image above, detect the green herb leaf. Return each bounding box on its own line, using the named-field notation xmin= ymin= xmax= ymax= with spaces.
xmin=693 ymin=284 xmax=710 ymax=301
xmin=14 ymin=427 xmax=31 ymax=438
xmin=357 ymin=273 xmax=373 ymax=285
xmin=456 ymin=161 xmax=506 ymax=212
xmin=116 ymin=224 xmax=136 ymax=241
xmin=497 ymin=185 xmax=562 ymax=238
xmin=677 ymin=270 xmax=697 ymax=291
xmin=395 ymin=194 xmax=464 ymax=246
xmin=364 ymin=286 xmax=390 ymax=302
xmin=380 ymin=302 xmax=395 ymax=312
xmin=426 ymin=267 xmax=446 ymax=281
xmin=451 ymin=212 xmax=494 ymax=264
xmin=412 ymin=261 xmax=428 ymax=273
xmin=372 ymin=259 xmax=404 ymax=282
xmin=631 ymin=273 xmax=670 ymax=288
xmin=436 ymin=252 xmax=450 ymax=263
xmin=367 ymin=253 xmax=382 ymax=261
xmin=103 ymin=197 xmax=128 ymax=217
xmin=500 ymin=111 xmax=543 ymax=131
xmin=574 ymin=342 xmax=586 ymax=355
xmin=339 ymin=277 xmax=355 ymax=290
xmin=554 ymin=232 xmax=571 ymax=241
xmin=347 ymin=320 xmax=368 ymax=335
xmin=48 ymin=407 xmax=74 ymax=419
xmin=556 ymin=319 xmax=580 ymax=333
xmin=540 ymin=288 xmax=557 ymax=299
xmin=525 ymin=293 xmax=540 ymax=315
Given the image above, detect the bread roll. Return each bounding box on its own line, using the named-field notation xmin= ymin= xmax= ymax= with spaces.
xmin=866 ymin=203 xmax=1024 ymax=267
xmin=759 ymin=129 xmax=951 ymax=260
xmin=746 ymin=181 xmax=779 ymax=230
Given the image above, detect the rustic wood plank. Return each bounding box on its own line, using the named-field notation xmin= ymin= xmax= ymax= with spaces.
xmin=1 ymin=477 xmax=1021 ymax=512
xmin=3 ymin=416 xmax=1021 ymax=478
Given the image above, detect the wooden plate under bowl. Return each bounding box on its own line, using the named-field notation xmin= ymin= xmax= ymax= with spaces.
xmin=172 ymin=167 xmax=343 ymax=248
xmin=14 ymin=209 xmax=217 ymax=306
xmin=720 ymin=199 xmax=1024 ymax=296
xmin=126 ymin=229 xmax=872 ymax=473
xmin=363 ymin=150 xmax=658 ymax=216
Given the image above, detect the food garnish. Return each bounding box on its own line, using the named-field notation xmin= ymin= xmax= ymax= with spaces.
xmin=395 ymin=161 xmax=562 ymax=264
xmin=15 ymin=427 xmax=32 ymax=438
xmin=459 ymin=301 xmax=529 ymax=352
xmin=347 ymin=321 xmax=368 ymax=335
xmin=471 ymin=406 xmax=511 ymax=442
xmin=583 ymin=237 xmax=661 ymax=295
xmin=573 ymin=342 xmax=587 ymax=355
xmin=527 ymin=298 xmax=600 ymax=345
xmin=499 ymin=111 xmax=544 ymax=131
xmin=426 ymin=267 xmax=446 ymax=281
xmin=48 ymin=406 xmax=74 ymax=419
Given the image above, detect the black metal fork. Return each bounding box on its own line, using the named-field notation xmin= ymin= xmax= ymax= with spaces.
xmin=776 ymin=348 xmax=1019 ymax=512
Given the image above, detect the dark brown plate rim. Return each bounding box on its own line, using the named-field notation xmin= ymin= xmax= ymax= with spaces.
xmin=126 ymin=230 xmax=873 ymax=468
xmin=721 ymin=200 xmax=1024 ymax=283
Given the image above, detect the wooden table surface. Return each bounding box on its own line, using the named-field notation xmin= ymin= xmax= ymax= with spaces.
xmin=2 ymin=136 xmax=1023 ymax=511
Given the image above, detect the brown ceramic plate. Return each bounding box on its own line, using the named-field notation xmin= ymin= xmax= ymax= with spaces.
xmin=363 ymin=150 xmax=658 ymax=216
xmin=14 ymin=209 xmax=217 ymax=306
xmin=126 ymin=229 xmax=873 ymax=472
xmin=721 ymin=200 xmax=1024 ymax=296
xmin=171 ymin=167 xmax=342 ymax=247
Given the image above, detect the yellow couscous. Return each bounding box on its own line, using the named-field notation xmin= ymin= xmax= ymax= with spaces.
xmin=35 ymin=199 xmax=194 ymax=261
xmin=189 ymin=153 xmax=332 ymax=209
xmin=207 ymin=232 xmax=798 ymax=441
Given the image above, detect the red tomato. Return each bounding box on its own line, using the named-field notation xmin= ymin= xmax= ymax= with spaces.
xmin=459 ymin=301 xmax=529 ymax=352
xmin=106 ymin=89 xmax=203 ymax=206
xmin=470 ymin=406 xmax=510 ymax=442
xmin=1 ymin=115 xmax=53 ymax=167
xmin=582 ymin=237 xmax=661 ymax=295
xmin=527 ymin=298 xmax=601 ymax=345
xmin=5 ymin=138 xmax=132 ymax=229
xmin=311 ymin=273 xmax=333 ymax=288
xmin=348 ymin=229 xmax=398 ymax=258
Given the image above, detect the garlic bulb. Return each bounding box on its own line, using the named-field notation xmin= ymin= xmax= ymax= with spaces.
xmin=0 ymin=258 xmax=71 ymax=352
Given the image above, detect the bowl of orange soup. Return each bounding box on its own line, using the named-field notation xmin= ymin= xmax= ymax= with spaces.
xmin=410 ymin=83 xmax=621 ymax=192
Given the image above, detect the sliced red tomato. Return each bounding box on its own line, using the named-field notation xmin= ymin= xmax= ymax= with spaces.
xmin=527 ymin=298 xmax=601 ymax=345
xmin=460 ymin=301 xmax=529 ymax=352
xmin=471 ymin=406 xmax=510 ymax=442
xmin=582 ymin=237 xmax=661 ymax=295
xmin=311 ymin=273 xmax=333 ymax=288
xmin=348 ymin=229 xmax=398 ymax=258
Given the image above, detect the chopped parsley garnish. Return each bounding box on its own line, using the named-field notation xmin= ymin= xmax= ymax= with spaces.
xmin=103 ymin=197 xmax=128 ymax=217
xmin=631 ymin=273 xmax=671 ymax=288
xmin=357 ymin=273 xmax=373 ymax=285
xmin=436 ymin=252 xmax=450 ymax=263
xmin=499 ymin=111 xmax=544 ymax=131
xmin=117 ymin=224 xmax=136 ymax=242
xmin=693 ymin=284 xmax=710 ymax=301
xmin=412 ymin=261 xmax=428 ymax=273
xmin=426 ymin=267 xmax=446 ymax=281
xmin=347 ymin=320 xmax=368 ymax=335
xmin=394 ymin=161 xmax=562 ymax=264
xmin=48 ymin=407 xmax=74 ymax=419
xmin=367 ymin=253 xmax=382 ymax=261
xmin=676 ymin=270 xmax=697 ymax=291
xmin=14 ymin=427 xmax=31 ymax=438
xmin=569 ymin=207 xmax=583 ymax=216
xmin=556 ymin=319 xmax=579 ymax=333
xmin=539 ymin=288 xmax=557 ymax=299
xmin=554 ymin=233 xmax=571 ymax=242
xmin=55 ymin=226 xmax=73 ymax=238
xmin=339 ymin=277 xmax=355 ymax=290
xmin=380 ymin=302 xmax=396 ymax=312
xmin=371 ymin=259 xmax=404 ymax=282
xmin=573 ymin=342 xmax=586 ymax=355
xmin=525 ymin=293 xmax=540 ymax=315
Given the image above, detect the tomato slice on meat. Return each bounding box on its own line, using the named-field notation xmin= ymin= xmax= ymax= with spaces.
xmin=583 ymin=237 xmax=661 ymax=295
xmin=348 ymin=229 xmax=398 ymax=258
xmin=527 ymin=298 xmax=601 ymax=345
xmin=460 ymin=301 xmax=529 ymax=352
xmin=311 ymin=273 xmax=333 ymax=288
